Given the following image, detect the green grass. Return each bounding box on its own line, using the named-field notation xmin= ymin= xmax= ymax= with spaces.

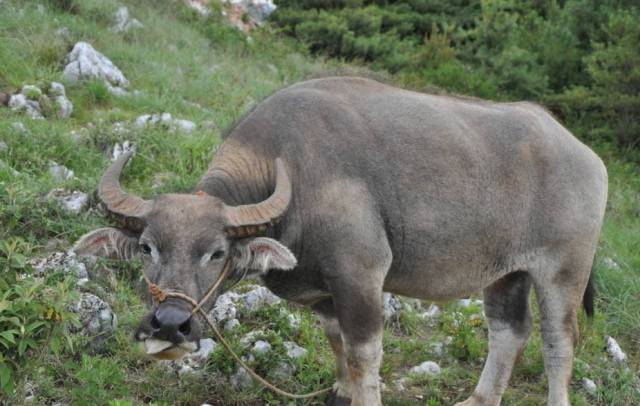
xmin=1 ymin=0 xmax=638 ymax=405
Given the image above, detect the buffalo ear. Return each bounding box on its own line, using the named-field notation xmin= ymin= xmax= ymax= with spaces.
xmin=236 ymin=237 xmax=297 ymax=274
xmin=72 ymin=227 xmax=140 ymax=260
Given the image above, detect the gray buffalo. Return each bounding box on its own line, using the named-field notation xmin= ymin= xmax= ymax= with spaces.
xmin=74 ymin=77 xmax=607 ymax=406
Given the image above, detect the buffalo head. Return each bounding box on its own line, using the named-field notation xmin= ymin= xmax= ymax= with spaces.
xmin=73 ymin=151 xmax=296 ymax=359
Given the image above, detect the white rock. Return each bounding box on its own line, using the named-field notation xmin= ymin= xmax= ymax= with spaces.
xmin=53 ymin=95 xmax=73 ymax=119
xmin=11 ymin=122 xmax=28 ymax=134
xmin=9 ymin=94 xmax=43 ymax=119
xmin=181 ymin=338 xmax=217 ymax=369
xmin=421 ymin=304 xmax=441 ymax=319
xmin=242 ymin=286 xmax=281 ymax=312
xmin=48 ymin=82 xmax=66 ymax=97
xmin=252 ymin=340 xmax=271 ymax=354
xmin=458 ymin=298 xmax=483 ymax=308
xmin=28 ymin=250 xmax=88 ymax=279
xmin=582 ymin=377 xmax=597 ymax=394
xmin=185 ymin=0 xmax=212 ymax=16
xmin=230 ymin=367 xmax=253 ymax=388
xmin=603 ymin=257 xmax=621 ymax=271
xmin=111 ymin=6 xmax=143 ymax=33
xmin=286 ymin=312 xmax=301 ymax=330
xmin=227 ymin=0 xmax=277 ymax=25
xmin=47 ymin=189 xmax=88 ymax=213
xmin=224 ymin=318 xmax=240 ymax=330
xmin=48 ymin=162 xmax=74 ymax=181
xmin=69 ymin=293 xmax=117 ymax=337
xmin=21 ymin=85 xmax=42 ymax=99
xmin=160 ymin=112 xmax=173 ymax=123
xmin=240 ymin=330 xmax=264 ymax=347
xmin=111 ymin=141 xmax=135 ymax=161
xmin=383 ymin=293 xmax=402 ymax=320
xmin=269 ymin=361 xmax=296 ymax=380
xmin=173 ymin=119 xmax=196 ymax=133
xmin=605 ymin=336 xmax=627 ymax=363
xmin=106 ymin=83 xmax=129 ymax=97
xmin=283 ymin=341 xmax=307 ymax=359
xmin=211 ymin=291 xmax=241 ymax=322
xmin=410 ymin=361 xmax=441 ymax=376
xmin=63 ymin=42 xmax=129 ymax=87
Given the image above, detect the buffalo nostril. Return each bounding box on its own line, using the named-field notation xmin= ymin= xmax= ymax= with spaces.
xmin=178 ymin=320 xmax=191 ymax=335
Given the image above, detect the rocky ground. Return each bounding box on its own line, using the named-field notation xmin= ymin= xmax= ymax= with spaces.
xmin=0 ymin=1 xmax=638 ymax=405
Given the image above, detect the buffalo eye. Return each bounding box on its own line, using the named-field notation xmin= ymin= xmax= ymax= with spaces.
xmin=211 ymin=250 xmax=225 ymax=260
xmin=140 ymin=243 xmax=152 ymax=255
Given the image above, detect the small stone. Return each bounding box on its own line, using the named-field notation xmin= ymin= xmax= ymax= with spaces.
xmin=21 ymin=85 xmax=42 ymax=100
xmin=224 ymin=318 xmax=240 ymax=330
xmin=106 ymin=84 xmax=129 ymax=97
xmin=458 ymin=298 xmax=483 ymax=309
xmin=69 ymin=293 xmax=117 ymax=338
xmin=0 ymin=141 xmax=7 ymax=152
xmin=240 ymin=330 xmax=264 ymax=347
xmin=111 ymin=141 xmax=135 ymax=161
xmin=602 ymin=257 xmax=621 ymax=271
xmin=605 ymin=336 xmax=627 ymax=363
xmin=383 ymin=293 xmax=402 ymax=321
xmin=211 ymin=291 xmax=241 ymax=322
xmin=421 ymin=304 xmax=441 ymax=319
xmin=173 ymin=119 xmax=196 ymax=133
xmin=269 ymin=362 xmax=296 ymax=380
xmin=430 ymin=342 xmax=445 ymax=356
xmin=242 ymin=286 xmax=281 ymax=312
xmin=9 ymin=94 xmax=43 ymax=119
xmin=252 ymin=340 xmax=271 ymax=355
xmin=283 ymin=341 xmax=307 ymax=359
xmin=410 ymin=361 xmax=441 ymax=376
xmin=53 ymin=95 xmax=73 ymax=119
xmin=47 ymin=189 xmax=88 ymax=213
xmin=287 ymin=312 xmax=301 ymax=330
xmin=28 ymin=250 xmax=88 ymax=279
xmin=230 ymin=367 xmax=253 ymax=388
xmin=48 ymin=82 xmax=66 ymax=97
xmin=111 ymin=6 xmax=143 ymax=33
xmin=581 ymin=377 xmax=597 ymax=394
xmin=11 ymin=122 xmax=28 ymax=134
xmin=48 ymin=162 xmax=74 ymax=181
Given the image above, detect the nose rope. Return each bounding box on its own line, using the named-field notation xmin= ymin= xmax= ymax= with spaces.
xmin=140 ymin=258 xmax=331 ymax=400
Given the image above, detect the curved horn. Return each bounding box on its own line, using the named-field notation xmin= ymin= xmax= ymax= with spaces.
xmin=98 ymin=151 xmax=152 ymax=220
xmin=224 ymin=158 xmax=292 ymax=238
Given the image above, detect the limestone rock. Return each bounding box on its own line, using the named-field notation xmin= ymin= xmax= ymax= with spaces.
xmin=383 ymin=293 xmax=402 ymax=321
xmin=47 ymin=189 xmax=88 ymax=213
xmin=63 ymin=42 xmax=129 ymax=87
xmin=224 ymin=318 xmax=240 ymax=330
xmin=242 ymin=286 xmax=281 ymax=312
xmin=28 ymin=250 xmax=88 ymax=280
xmin=605 ymin=336 xmax=627 ymax=363
xmin=111 ymin=6 xmax=143 ymax=33
xmin=9 ymin=93 xmax=43 ymax=119
xmin=252 ymin=340 xmax=271 ymax=355
xmin=283 ymin=341 xmax=307 ymax=359
xmin=230 ymin=367 xmax=253 ymax=388
xmin=69 ymin=293 xmax=117 ymax=339
xmin=582 ymin=377 xmax=597 ymax=394
xmin=409 ymin=361 xmax=441 ymax=376
xmin=48 ymin=161 xmax=74 ymax=181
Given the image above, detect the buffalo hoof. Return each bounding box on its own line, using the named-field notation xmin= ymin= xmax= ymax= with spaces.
xmin=326 ymin=389 xmax=351 ymax=406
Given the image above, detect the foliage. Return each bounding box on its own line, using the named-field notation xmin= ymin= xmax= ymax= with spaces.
xmin=273 ymin=0 xmax=640 ymax=151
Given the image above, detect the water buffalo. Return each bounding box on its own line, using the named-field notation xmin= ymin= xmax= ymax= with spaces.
xmin=74 ymin=77 xmax=607 ymax=406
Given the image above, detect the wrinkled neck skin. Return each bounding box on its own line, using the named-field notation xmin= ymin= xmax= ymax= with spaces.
xmin=195 ymin=138 xmax=274 ymax=207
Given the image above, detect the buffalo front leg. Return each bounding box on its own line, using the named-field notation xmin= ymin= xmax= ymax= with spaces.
xmin=456 ymin=271 xmax=533 ymax=406
xmin=314 ymin=300 xmax=352 ymax=405
xmin=328 ymin=274 xmax=386 ymax=406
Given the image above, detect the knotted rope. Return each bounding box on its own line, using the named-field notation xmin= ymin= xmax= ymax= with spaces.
xmin=141 ymin=259 xmax=332 ymax=400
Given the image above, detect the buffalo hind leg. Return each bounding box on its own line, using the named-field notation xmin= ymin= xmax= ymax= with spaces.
xmin=456 ymin=271 xmax=533 ymax=406
xmin=534 ymin=261 xmax=590 ymax=406
xmin=314 ymin=301 xmax=352 ymax=405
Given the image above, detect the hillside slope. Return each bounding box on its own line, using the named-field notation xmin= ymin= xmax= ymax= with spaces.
xmin=0 ymin=1 xmax=638 ymax=405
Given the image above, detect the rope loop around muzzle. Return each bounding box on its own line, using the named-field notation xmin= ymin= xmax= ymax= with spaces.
xmin=140 ymin=258 xmax=332 ymax=400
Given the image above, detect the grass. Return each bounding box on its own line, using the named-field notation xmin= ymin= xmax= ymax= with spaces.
xmin=0 ymin=0 xmax=638 ymax=405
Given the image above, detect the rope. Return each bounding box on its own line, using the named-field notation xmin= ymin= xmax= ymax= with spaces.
xmin=142 ymin=259 xmax=332 ymax=400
